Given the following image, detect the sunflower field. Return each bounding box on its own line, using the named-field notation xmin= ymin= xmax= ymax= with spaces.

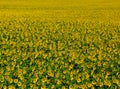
xmin=0 ymin=0 xmax=120 ymax=89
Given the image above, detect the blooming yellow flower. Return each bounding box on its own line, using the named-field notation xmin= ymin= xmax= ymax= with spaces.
xmin=70 ymin=76 xmax=74 ymax=81
xmin=8 ymin=85 xmax=15 ymax=89
xmin=18 ymin=81 xmax=22 ymax=86
xmin=48 ymin=71 xmax=54 ymax=77
xmin=35 ymin=52 xmax=39 ymax=58
xmin=69 ymin=85 xmax=73 ymax=89
xmin=20 ymin=61 xmax=22 ymax=65
xmin=57 ymin=79 xmax=61 ymax=85
xmin=6 ymin=66 xmax=10 ymax=71
xmin=9 ymin=78 xmax=13 ymax=83
xmin=3 ymin=60 xmax=7 ymax=65
xmin=62 ymin=86 xmax=66 ymax=89
xmin=87 ymin=83 xmax=92 ymax=88
xmin=99 ymin=82 xmax=103 ymax=87
xmin=77 ymin=78 xmax=81 ymax=83
xmin=33 ymin=78 xmax=38 ymax=83
xmin=3 ymin=86 xmax=7 ymax=89
xmin=33 ymin=87 xmax=39 ymax=89
xmin=43 ymin=53 xmax=47 ymax=58
xmin=104 ymin=80 xmax=111 ymax=87
xmin=85 ymin=74 xmax=89 ymax=79
xmin=69 ymin=64 xmax=73 ymax=70
xmin=112 ymin=78 xmax=119 ymax=84
xmin=41 ymin=78 xmax=46 ymax=83
xmin=78 ymin=84 xmax=84 ymax=89
xmin=91 ymin=86 xmax=95 ymax=89
xmin=41 ymin=86 xmax=46 ymax=89
xmin=14 ymin=79 xmax=18 ymax=83
xmin=46 ymin=79 xmax=50 ymax=84
xmin=51 ymin=85 xmax=55 ymax=89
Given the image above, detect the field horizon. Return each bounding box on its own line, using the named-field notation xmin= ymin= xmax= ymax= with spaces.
xmin=0 ymin=0 xmax=120 ymax=20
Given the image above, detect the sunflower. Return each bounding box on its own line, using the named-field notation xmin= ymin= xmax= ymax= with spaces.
xmin=62 ymin=86 xmax=66 ymax=89
xmin=14 ymin=79 xmax=18 ymax=83
xmin=18 ymin=81 xmax=22 ymax=87
xmin=3 ymin=86 xmax=7 ymax=89
xmin=57 ymin=79 xmax=61 ymax=85
xmin=6 ymin=66 xmax=10 ymax=71
xmin=51 ymin=85 xmax=55 ymax=89
xmin=8 ymin=85 xmax=15 ymax=89
xmin=76 ymin=78 xmax=81 ymax=83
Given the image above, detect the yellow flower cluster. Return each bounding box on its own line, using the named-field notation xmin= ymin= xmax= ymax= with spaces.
xmin=0 ymin=0 xmax=120 ymax=88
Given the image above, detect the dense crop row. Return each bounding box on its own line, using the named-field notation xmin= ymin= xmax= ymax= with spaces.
xmin=0 ymin=17 xmax=120 ymax=89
